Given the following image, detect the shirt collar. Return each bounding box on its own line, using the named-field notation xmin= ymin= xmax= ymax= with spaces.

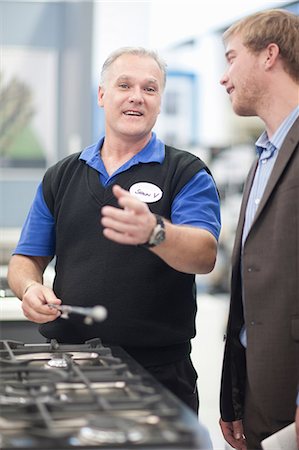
xmin=255 ymin=105 xmax=299 ymax=156
xmin=79 ymin=132 xmax=165 ymax=171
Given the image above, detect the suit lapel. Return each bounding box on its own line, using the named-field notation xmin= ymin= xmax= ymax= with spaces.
xmin=232 ymin=117 xmax=299 ymax=263
xmin=231 ymin=160 xmax=257 ymax=262
xmin=250 ymin=118 xmax=299 ymax=227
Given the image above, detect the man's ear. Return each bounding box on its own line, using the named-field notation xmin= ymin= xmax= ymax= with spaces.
xmin=264 ymin=43 xmax=280 ymax=69
xmin=98 ymin=86 xmax=104 ymax=107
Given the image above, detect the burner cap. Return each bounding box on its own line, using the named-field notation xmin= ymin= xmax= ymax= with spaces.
xmin=47 ymin=356 xmax=69 ymax=368
xmin=78 ymin=416 xmax=147 ymax=445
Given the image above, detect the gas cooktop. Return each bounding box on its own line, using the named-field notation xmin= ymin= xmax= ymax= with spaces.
xmin=0 ymin=339 xmax=211 ymax=449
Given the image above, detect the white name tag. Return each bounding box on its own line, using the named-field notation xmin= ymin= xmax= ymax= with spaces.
xmin=129 ymin=182 xmax=163 ymax=203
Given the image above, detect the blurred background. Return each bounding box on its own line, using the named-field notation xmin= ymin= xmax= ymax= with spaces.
xmin=0 ymin=1 xmax=298 ymax=448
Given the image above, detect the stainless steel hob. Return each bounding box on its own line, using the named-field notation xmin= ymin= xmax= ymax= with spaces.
xmin=0 ymin=338 xmax=211 ymax=449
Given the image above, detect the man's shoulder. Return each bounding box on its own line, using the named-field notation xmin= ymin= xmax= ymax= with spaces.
xmin=43 ymin=152 xmax=83 ymax=183
xmin=43 ymin=152 xmax=83 ymax=191
xmin=48 ymin=152 xmax=82 ymax=172
xmin=165 ymin=144 xmax=198 ymax=157
xmin=164 ymin=144 xmax=207 ymax=170
xmin=42 ymin=152 xmax=83 ymax=213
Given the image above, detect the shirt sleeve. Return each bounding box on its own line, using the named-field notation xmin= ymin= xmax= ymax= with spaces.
xmin=171 ymin=169 xmax=221 ymax=240
xmin=13 ymin=183 xmax=56 ymax=256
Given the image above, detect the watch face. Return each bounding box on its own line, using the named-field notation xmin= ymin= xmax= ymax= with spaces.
xmin=143 ymin=215 xmax=165 ymax=248
xmin=155 ymin=228 xmax=165 ymax=244
xmin=149 ymin=225 xmax=165 ymax=246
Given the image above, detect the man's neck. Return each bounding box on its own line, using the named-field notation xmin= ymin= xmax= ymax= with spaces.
xmin=102 ymin=132 xmax=151 ymax=157
xmin=260 ymin=81 xmax=299 ymax=138
xmin=100 ymin=133 xmax=152 ymax=176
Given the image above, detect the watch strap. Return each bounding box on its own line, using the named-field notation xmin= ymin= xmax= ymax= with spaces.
xmin=140 ymin=214 xmax=165 ymax=248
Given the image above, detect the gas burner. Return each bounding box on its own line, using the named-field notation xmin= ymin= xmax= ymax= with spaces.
xmin=46 ymin=356 xmax=69 ymax=368
xmin=0 ymin=382 xmax=66 ymax=406
xmin=0 ymin=340 xmax=208 ymax=449
xmin=5 ymin=383 xmax=55 ymax=396
xmin=78 ymin=416 xmax=147 ymax=445
xmin=14 ymin=351 xmax=100 ymax=361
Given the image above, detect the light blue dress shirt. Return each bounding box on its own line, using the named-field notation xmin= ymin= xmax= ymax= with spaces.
xmin=240 ymin=106 xmax=299 ymax=347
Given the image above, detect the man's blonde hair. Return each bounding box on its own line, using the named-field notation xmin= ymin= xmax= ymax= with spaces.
xmin=223 ymin=9 xmax=299 ymax=83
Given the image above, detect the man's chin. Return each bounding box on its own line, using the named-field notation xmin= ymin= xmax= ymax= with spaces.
xmin=233 ymin=105 xmax=255 ymax=117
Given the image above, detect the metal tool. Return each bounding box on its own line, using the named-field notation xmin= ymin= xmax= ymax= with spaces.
xmin=48 ymin=304 xmax=107 ymax=325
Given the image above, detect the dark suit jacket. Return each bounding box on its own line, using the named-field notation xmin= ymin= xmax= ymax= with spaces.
xmin=220 ymin=117 xmax=299 ymax=431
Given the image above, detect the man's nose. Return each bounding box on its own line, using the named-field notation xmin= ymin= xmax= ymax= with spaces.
xmin=220 ymin=72 xmax=228 ymax=86
xmin=128 ymin=87 xmax=144 ymax=102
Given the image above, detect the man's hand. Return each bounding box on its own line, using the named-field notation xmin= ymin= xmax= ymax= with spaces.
xmin=101 ymin=184 xmax=156 ymax=246
xmin=219 ymin=418 xmax=247 ymax=449
xmin=21 ymin=283 xmax=62 ymax=323
xmin=101 ymin=184 xmax=217 ymax=274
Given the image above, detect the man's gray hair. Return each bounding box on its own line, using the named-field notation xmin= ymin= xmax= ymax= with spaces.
xmin=100 ymin=46 xmax=167 ymax=89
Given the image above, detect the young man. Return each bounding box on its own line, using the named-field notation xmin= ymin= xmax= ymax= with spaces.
xmin=219 ymin=9 xmax=299 ymax=450
xmin=8 ymin=47 xmax=221 ymax=414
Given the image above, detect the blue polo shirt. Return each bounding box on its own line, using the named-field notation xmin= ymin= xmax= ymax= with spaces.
xmin=14 ymin=133 xmax=221 ymax=256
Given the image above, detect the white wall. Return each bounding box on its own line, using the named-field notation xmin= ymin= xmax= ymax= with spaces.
xmin=92 ymin=2 xmax=151 ymax=87
xmin=92 ymin=0 xmax=286 ymax=148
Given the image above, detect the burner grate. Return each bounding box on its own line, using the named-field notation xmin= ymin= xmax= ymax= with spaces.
xmin=0 ymin=339 xmax=205 ymax=449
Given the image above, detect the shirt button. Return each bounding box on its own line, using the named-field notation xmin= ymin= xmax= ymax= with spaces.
xmin=254 ymin=198 xmax=260 ymax=205
xmin=248 ymin=267 xmax=252 ymax=272
xmin=261 ymin=159 xmax=267 ymax=164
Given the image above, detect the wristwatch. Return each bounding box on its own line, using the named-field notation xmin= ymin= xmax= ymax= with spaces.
xmin=142 ymin=214 xmax=166 ymax=248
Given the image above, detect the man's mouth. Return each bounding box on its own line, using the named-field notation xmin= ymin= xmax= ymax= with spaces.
xmin=227 ymin=87 xmax=234 ymax=95
xmin=123 ymin=110 xmax=143 ymax=116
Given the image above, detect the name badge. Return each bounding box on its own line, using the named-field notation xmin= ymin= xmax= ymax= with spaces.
xmin=129 ymin=182 xmax=163 ymax=203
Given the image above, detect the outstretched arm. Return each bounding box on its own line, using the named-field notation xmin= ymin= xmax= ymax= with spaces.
xmin=101 ymin=184 xmax=217 ymax=274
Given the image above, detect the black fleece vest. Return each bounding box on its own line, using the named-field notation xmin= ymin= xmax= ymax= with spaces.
xmin=40 ymin=145 xmax=208 ymax=365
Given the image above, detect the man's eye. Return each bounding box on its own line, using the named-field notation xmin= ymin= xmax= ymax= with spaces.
xmin=119 ymin=83 xmax=129 ymax=89
xmin=145 ymin=87 xmax=156 ymax=93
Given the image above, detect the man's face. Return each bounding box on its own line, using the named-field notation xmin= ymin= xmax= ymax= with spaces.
xmin=220 ymin=33 xmax=265 ymax=117
xmin=98 ymin=54 xmax=163 ymax=141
